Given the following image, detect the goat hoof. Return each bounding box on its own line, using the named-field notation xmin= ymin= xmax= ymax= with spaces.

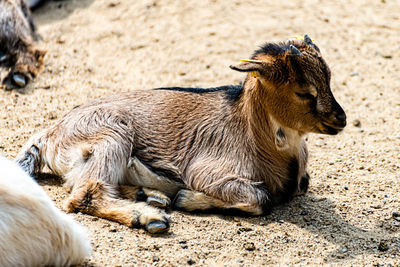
xmin=136 ymin=189 xmax=146 ymax=201
xmin=173 ymin=189 xmax=194 ymax=211
xmin=145 ymin=219 xmax=169 ymax=234
xmin=146 ymin=196 xmax=169 ymax=209
xmin=3 ymin=79 xmax=15 ymax=90
xmin=13 ymin=74 xmax=26 ymax=87
xmin=0 ymin=54 xmax=9 ymax=63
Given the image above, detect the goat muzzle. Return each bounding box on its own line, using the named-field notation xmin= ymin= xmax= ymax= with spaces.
xmin=319 ymin=113 xmax=346 ymax=135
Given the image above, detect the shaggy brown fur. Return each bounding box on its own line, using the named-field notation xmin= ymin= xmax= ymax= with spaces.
xmin=16 ymin=36 xmax=346 ymax=231
xmin=0 ymin=0 xmax=46 ymax=89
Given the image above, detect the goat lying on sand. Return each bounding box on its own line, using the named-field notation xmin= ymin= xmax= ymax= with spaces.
xmin=16 ymin=36 xmax=346 ymax=233
xmin=0 ymin=0 xmax=46 ymax=89
xmin=0 ymin=155 xmax=91 ymax=267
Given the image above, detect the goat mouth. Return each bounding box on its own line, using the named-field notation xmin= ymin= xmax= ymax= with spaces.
xmin=320 ymin=122 xmax=344 ymax=135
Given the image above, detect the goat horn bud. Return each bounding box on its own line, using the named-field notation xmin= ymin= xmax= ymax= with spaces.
xmin=292 ymin=35 xmax=315 ymax=43
xmin=289 ymin=45 xmax=302 ymax=56
xmin=304 ymin=34 xmax=314 ymax=45
xmin=240 ymin=59 xmax=263 ymax=63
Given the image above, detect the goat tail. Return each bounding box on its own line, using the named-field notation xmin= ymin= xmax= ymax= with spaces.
xmin=15 ymin=130 xmax=47 ymax=177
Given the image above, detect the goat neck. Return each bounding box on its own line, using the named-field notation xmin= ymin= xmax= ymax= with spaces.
xmin=236 ymin=75 xmax=303 ymax=158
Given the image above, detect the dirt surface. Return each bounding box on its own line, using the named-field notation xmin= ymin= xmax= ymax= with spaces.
xmin=1 ymin=0 xmax=399 ymax=266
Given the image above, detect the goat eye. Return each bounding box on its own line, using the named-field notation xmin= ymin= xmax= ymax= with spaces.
xmin=295 ymin=92 xmax=315 ymax=100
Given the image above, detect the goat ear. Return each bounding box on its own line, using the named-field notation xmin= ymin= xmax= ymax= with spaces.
xmin=229 ymin=59 xmax=263 ymax=73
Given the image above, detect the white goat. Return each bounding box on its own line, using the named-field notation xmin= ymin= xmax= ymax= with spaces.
xmin=0 ymin=155 xmax=91 ymax=267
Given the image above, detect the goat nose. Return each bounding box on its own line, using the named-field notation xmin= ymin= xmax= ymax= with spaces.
xmin=336 ymin=112 xmax=346 ymax=122
xmin=335 ymin=112 xmax=347 ymax=126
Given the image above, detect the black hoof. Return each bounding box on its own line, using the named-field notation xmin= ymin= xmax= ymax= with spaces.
xmin=146 ymin=196 xmax=169 ymax=209
xmin=146 ymin=219 xmax=170 ymax=234
xmin=299 ymin=173 xmax=310 ymax=193
xmin=136 ymin=189 xmax=147 ymax=201
xmin=13 ymin=74 xmax=26 ymax=87
xmin=0 ymin=54 xmax=9 ymax=63
xmin=2 ymin=73 xmax=28 ymax=90
xmin=3 ymin=78 xmax=15 ymax=90
xmin=172 ymin=189 xmax=188 ymax=211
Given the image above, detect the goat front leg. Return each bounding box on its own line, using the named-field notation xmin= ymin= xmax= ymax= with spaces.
xmin=174 ymin=178 xmax=271 ymax=216
xmin=2 ymin=46 xmax=45 ymax=89
xmin=65 ymin=181 xmax=170 ymax=234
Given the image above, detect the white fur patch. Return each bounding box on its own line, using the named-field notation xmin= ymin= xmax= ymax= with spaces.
xmin=269 ymin=115 xmax=303 ymax=154
xmin=0 ymin=155 xmax=91 ymax=267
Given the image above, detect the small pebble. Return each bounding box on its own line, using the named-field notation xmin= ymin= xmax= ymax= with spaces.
xmin=392 ymin=211 xmax=400 ymax=218
xmin=187 ymin=258 xmax=195 ymax=265
xmin=108 ymin=2 xmax=120 ymax=8
xmin=153 ymin=256 xmax=160 ymax=262
xmin=353 ymin=119 xmax=361 ymax=127
xmin=300 ymin=210 xmax=308 ymax=216
xmin=238 ymin=227 xmax=253 ymax=232
xmin=244 ymin=242 xmax=256 ymax=251
xmin=378 ymin=242 xmax=389 ymax=252
xmin=47 ymin=111 xmax=58 ymax=120
xmin=56 ymin=36 xmax=65 ymax=44
xmin=350 ymin=72 xmax=359 ymax=77
xmin=344 ymin=186 xmax=349 ymax=190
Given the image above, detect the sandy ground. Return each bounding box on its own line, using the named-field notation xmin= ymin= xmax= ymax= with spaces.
xmin=0 ymin=0 xmax=399 ymax=266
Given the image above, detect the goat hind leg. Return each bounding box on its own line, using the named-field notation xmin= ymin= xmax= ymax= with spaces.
xmin=65 ymin=180 xmax=170 ymax=234
xmin=174 ymin=180 xmax=271 ymax=216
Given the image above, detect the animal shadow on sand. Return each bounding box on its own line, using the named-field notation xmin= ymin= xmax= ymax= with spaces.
xmin=180 ymin=193 xmax=400 ymax=263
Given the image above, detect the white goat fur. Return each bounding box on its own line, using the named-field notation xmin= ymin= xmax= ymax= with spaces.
xmin=0 ymin=155 xmax=91 ymax=267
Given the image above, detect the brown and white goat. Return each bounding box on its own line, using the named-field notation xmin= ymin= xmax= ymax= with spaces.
xmin=16 ymin=36 xmax=346 ymax=233
xmin=0 ymin=0 xmax=46 ymax=89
